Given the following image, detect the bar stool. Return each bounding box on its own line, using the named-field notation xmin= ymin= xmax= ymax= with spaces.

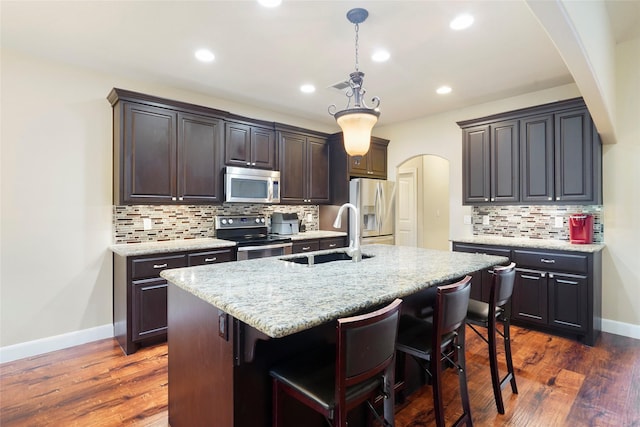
xmin=466 ymin=262 xmax=518 ymax=414
xmin=269 ymin=298 xmax=402 ymax=427
xmin=396 ymin=276 xmax=473 ymax=427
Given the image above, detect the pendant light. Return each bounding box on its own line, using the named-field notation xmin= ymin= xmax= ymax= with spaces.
xmin=328 ymin=8 xmax=380 ymax=162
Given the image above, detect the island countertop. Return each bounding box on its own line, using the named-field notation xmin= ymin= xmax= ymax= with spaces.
xmin=160 ymin=244 xmax=507 ymax=339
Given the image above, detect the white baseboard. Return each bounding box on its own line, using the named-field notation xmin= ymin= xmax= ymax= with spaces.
xmin=601 ymin=319 xmax=640 ymax=340
xmin=0 ymin=324 xmax=114 ymax=364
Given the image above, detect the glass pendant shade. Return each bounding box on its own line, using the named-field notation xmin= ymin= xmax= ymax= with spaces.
xmin=335 ymin=109 xmax=379 ymax=157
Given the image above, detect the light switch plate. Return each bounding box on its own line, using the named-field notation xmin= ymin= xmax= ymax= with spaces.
xmin=554 ymin=216 xmax=564 ymax=228
xmin=463 ymin=215 xmax=472 ymax=225
xmin=482 ymin=215 xmax=490 ymax=225
xmin=143 ymin=218 xmax=152 ymax=230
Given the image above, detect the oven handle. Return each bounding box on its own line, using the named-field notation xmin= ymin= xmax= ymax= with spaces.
xmin=237 ymin=242 xmax=293 ymax=252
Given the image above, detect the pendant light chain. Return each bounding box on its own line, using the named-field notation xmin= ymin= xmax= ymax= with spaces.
xmin=354 ymin=23 xmax=360 ymax=72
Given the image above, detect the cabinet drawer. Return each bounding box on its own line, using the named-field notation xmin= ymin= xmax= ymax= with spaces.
xmin=513 ymin=250 xmax=587 ymax=274
xmin=453 ymin=243 xmax=511 ymax=259
xmin=292 ymin=240 xmax=320 ymax=253
xmin=319 ymin=237 xmax=347 ymax=250
xmin=131 ymin=254 xmax=187 ymax=280
xmin=188 ymin=249 xmax=233 ymax=266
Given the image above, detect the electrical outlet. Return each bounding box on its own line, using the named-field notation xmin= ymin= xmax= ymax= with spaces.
xmin=463 ymin=215 xmax=472 ymax=225
xmin=482 ymin=215 xmax=490 ymax=225
xmin=143 ymin=218 xmax=152 ymax=230
xmin=554 ymin=216 xmax=564 ymax=228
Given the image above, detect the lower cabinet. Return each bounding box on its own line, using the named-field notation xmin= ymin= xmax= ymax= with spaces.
xmin=292 ymin=236 xmax=347 ymax=254
xmin=452 ymin=241 xmax=601 ymax=345
xmin=114 ymin=247 xmax=235 ymax=355
xmin=451 ymin=242 xmax=511 ymax=302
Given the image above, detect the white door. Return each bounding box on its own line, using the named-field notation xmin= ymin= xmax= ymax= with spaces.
xmin=396 ymin=167 xmax=418 ymax=246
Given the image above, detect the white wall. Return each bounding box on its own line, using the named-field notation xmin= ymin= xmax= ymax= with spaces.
xmin=0 ymin=49 xmax=333 ymax=356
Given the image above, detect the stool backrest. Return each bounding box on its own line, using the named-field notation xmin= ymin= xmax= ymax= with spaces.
xmin=492 ymin=262 xmax=516 ymax=308
xmin=435 ymin=276 xmax=472 ymax=336
xmin=337 ymin=298 xmax=402 ymax=387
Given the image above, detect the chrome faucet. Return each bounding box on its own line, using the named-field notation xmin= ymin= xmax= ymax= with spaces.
xmin=333 ymin=203 xmax=361 ymax=262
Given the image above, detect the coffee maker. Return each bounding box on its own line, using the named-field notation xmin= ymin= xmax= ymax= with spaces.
xmin=569 ymin=214 xmax=594 ymax=244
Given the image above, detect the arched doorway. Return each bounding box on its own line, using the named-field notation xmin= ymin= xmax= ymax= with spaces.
xmin=396 ymin=155 xmax=450 ymax=250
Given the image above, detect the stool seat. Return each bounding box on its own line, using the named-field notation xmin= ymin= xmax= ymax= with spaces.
xmin=466 ymin=299 xmax=503 ymax=323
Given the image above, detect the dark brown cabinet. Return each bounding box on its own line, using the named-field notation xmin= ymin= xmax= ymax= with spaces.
xmin=452 ymin=241 xmax=601 ymax=345
xmin=109 ymin=89 xmax=225 ymax=205
xmin=459 ymin=98 xmax=602 ymax=205
xmin=224 ymin=119 xmax=276 ymax=170
xmin=292 ymin=236 xmax=347 ymax=254
xmin=462 ymin=121 xmax=519 ymax=204
xmin=328 ymin=134 xmax=390 ymax=205
xmin=278 ymin=127 xmax=331 ymax=204
xmin=451 ymin=242 xmax=511 ymax=302
xmin=113 ymin=247 xmax=235 ymax=355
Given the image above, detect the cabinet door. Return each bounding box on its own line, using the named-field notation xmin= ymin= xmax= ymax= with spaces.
xmin=367 ymin=141 xmax=388 ymax=178
xmin=548 ymin=272 xmax=588 ymax=332
xmin=178 ymin=113 xmax=223 ymax=203
xmin=132 ymin=278 xmax=168 ymax=341
xmin=225 ymin=122 xmax=252 ymax=167
xmin=462 ymin=125 xmax=491 ymax=204
xmin=251 ymin=127 xmax=276 ymax=170
xmin=554 ymin=109 xmax=593 ymax=202
xmin=279 ymin=132 xmax=307 ymax=203
xmin=307 ymin=137 xmax=330 ymax=203
xmin=513 ymin=269 xmax=548 ymax=325
xmin=349 ymin=154 xmax=369 ymax=176
xmin=520 ymin=115 xmax=554 ymax=203
xmin=491 ymin=120 xmax=519 ymax=203
xmin=123 ymin=103 xmax=177 ymax=203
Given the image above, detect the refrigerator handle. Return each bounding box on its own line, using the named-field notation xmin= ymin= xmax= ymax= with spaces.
xmin=376 ymin=182 xmax=383 ymax=232
xmin=379 ymin=182 xmax=386 ymax=232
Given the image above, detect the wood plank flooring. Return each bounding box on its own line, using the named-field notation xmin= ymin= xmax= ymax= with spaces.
xmin=1 ymin=325 xmax=639 ymax=426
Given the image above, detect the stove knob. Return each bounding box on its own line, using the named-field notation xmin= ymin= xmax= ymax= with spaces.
xmin=255 ymin=218 xmax=260 ymax=224
xmin=261 ymin=218 xmax=265 ymax=223
xmin=221 ymin=219 xmax=227 ymax=225
xmin=228 ymin=219 xmax=234 ymax=224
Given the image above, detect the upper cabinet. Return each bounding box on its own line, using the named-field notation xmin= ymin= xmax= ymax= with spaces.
xmin=458 ymin=98 xmax=602 ymax=206
xmin=277 ymin=125 xmax=331 ymax=205
xmin=329 ymin=134 xmax=390 ymax=205
xmin=109 ymin=89 xmax=225 ymax=205
xmin=224 ymin=116 xmax=276 ymax=170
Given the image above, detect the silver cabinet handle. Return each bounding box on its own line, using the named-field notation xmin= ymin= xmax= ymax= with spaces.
xmin=541 ymin=258 xmax=556 ymax=264
xmin=205 ymin=257 xmax=217 ymax=262
xmin=328 ymin=244 xmax=337 ymax=248
xmin=153 ymin=263 xmax=168 ymax=269
xmin=367 ymin=171 xmax=374 ymax=174
xmin=556 ymin=196 xmax=561 ymax=200
xmin=521 ymin=274 xmax=541 ymax=280
xmin=251 ymin=162 xmax=256 ymax=166
xmin=556 ymin=279 xmax=579 ymax=285
xmin=484 ymin=198 xmax=489 ymax=201
xmin=246 ymin=162 xmax=251 ymax=166
xmin=171 ymin=197 xmax=177 ymax=201
xmin=302 ymin=246 xmax=311 ymax=251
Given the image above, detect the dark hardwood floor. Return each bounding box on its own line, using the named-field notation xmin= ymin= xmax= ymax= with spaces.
xmin=1 ymin=325 xmax=639 ymax=426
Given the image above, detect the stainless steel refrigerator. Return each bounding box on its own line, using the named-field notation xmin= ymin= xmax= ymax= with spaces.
xmin=349 ymin=178 xmax=396 ymax=245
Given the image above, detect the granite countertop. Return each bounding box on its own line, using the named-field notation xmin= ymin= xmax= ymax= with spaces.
xmin=160 ymin=244 xmax=507 ymax=339
xmin=110 ymin=238 xmax=236 ymax=256
xmin=288 ymin=230 xmax=347 ymax=241
xmin=451 ymin=236 xmax=605 ymax=253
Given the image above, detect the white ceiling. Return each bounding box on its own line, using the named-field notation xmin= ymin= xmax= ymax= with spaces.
xmin=1 ymin=1 xmax=638 ymax=128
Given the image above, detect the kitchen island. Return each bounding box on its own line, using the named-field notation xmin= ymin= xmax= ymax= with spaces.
xmin=160 ymin=244 xmax=508 ymax=427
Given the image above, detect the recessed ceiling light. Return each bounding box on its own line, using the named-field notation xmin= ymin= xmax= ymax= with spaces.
xmin=194 ymin=49 xmax=215 ymax=62
xmin=450 ymin=14 xmax=474 ymax=30
xmin=371 ymin=49 xmax=390 ymax=62
xmin=257 ymin=0 xmax=282 ymax=7
xmin=436 ymin=86 xmax=452 ymax=95
xmin=300 ymin=84 xmax=316 ymax=94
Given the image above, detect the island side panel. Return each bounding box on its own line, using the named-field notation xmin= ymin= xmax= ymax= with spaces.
xmin=168 ymin=283 xmax=234 ymax=427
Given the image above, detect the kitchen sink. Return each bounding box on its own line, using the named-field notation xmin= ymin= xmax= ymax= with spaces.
xmin=281 ymin=252 xmax=374 ymax=265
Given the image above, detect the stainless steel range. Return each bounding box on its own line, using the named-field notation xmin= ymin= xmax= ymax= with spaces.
xmin=215 ymin=215 xmax=293 ymax=261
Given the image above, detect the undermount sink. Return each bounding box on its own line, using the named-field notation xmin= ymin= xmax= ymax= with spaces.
xmin=281 ymin=252 xmax=374 ymax=266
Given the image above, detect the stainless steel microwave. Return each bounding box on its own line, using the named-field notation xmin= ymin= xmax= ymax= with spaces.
xmin=224 ymin=166 xmax=280 ymax=203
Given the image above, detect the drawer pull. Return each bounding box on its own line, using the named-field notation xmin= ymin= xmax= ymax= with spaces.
xmin=556 ymin=279 xmax=579 ymax=285
xmin=541 ymin=258 xmax=556 ymax=264
xmin=521 ymin=274 xmax=541 ymax=280
xmin=205 ymin=257 xmax=217 ymax=262
xmin=328 ymin=244 xmax=337 ymax=248
xmin=302 ymin=246 xmax=311 ymax=251
xmin=153 ymin=263 xmax=168 ymax=269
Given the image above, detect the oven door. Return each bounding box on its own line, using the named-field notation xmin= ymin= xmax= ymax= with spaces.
xmin=236 ymin=242 xmax=293 ymax=261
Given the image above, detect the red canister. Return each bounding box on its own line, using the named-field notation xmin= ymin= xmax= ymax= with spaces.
xmin=569 ymin=214 xmax=594 ymax=244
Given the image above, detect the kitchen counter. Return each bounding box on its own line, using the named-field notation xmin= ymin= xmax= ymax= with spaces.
xmin=160 ymin=244 xmax=507 ymax=339
xmin=109 ymin=237 xmax=236 ymax=256
xmin=288 ymin=230 xmax=347 ymax=240
xmin=452 ymin=236 xmax=605 ymax=253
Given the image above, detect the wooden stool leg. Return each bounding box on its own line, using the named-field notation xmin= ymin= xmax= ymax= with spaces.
xmin=457 ymin=329 xmax=473 ymax=426
xmin=488 ymin=317 xmax=505 ymax=414
xmin=431 ymin=355 xmax=446 ymax=427
xmin=503 ymin=317 xmax=518 ymax=394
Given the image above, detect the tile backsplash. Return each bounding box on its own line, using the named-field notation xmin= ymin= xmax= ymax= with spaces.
xmin=472 ymin=205 xmax=604 ymax=242
xmin=113 ymin=204 xmax=319 ymax=244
